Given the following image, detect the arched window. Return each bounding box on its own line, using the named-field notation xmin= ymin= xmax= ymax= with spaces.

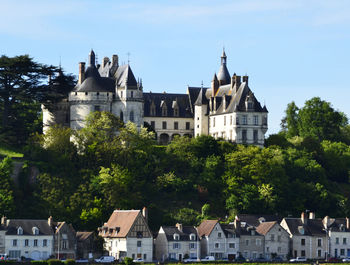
xmin=32 ymin=227 xmax=39 ymax=235
xmin=130 ymin=110 xmax=134 ymax=122
xmin=120 ymin=111 xmax=124 ymax=122
xmin=17 ymin=227 xmax=23 ymax=235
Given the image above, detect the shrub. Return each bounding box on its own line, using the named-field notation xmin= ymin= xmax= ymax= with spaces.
xmin=47 ymin=259 xmax=62 ymax=265
xmin=31 ymin=261 xmax=48 ymax=265
xmin=123 ymin=257 xmax=134 ymax=265
xmin=64 ymin=260 xmax=75 ymax=265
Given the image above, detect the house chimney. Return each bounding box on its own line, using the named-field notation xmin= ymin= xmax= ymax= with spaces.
xmin=301 ymin=212 xmax=308 ymax=224
xmin=142 ymin=207 xmax=148 ymax=223
xmin=309 ymin=212 xmax=315 ymax=219
xmin=103 ymin=57 xmax=109 ymax=68
xmin=211 ymin=73 xmax=219 ymax=97
xmin=323 ymin=216 xmax=330 ymax=229
xmin=234 ymin=218 xmax=241 ymax=230
xmin=48 ymin=216 xmax=53 ymax=226
xmin=234 ymin=75 xmax=241 ymax=92
xmin=1 ymin=216 xmax=6 ymax=226
xmin=78 ymin=62 xmax=85 ymax=84
xmin=242 ymin=75 xmax=248 ymax=85
xmin=112 ymin=55 xmax=119 ymax=67
xmin=346 ymin=217 xmax=349 ymax=230
xmin=176 ymin=223 xmax=183 ymax=232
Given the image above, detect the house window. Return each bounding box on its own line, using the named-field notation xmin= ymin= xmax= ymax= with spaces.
xmin=318 ymin=238 xmax=322 ymax=247
xmin=173 ymin=243 xmax=180 ymax=249
xmin=174 ymin=107 xmax=179 ymax=117
xmin=229 ymin=243 xmax=235 ymax=248
xmin=271 ymin=234 xmax=275 ymax=241
xmin=25 ymin=239 xmax=29 ymax=246
xmin=278 ymin=247 xmax=282 ymax=253
xmin=190 ymin=234 xmax=195 ymax=241
xmin=245 ymin=239 xmax=249 ymax=246
xmin=34 ymin=239 xmax=38 ymax=247
xmin=162 ymin=121 xmax=167 ymax=129
xmin=242 ymin=115 xmax=247 ymax=125
xmin=263 ymin=116 xmax=267 ymax=125
xmin=230 ymin=115 xmax=232 ymax=125
xmin=85 ymin=92 xmax=88 ymax=95
xmin=131 ymin=91 xmax=134 ymax=98
xmin=151 ymin=121 xmax=155 ymax=129
xmin=9 ymin=251 xmax=20 ymax=259
xmin=242 ymin=130 xmax=247 ymax=142
xmin=248 ymin=101 xmax=254 ymax=110
xmin=236 ymin=116 xmax=239 ymax=125
xmin=137 ymin=241 xmax=141 ymax=247
xmin=132 ymin=254 xmax=135 ymax=259
xmin=17 ymin=227 xmax=23 ymax=235
xmin=301 ymin=250 xmax=306 ymax=257
xmin=186 ymin=122 xmax=190 ymax=130
xmin=13 ymin=239 xmax=17 ymax=247
xmin=253 ymin=130 xmax=258 ymax=143
xmin=169 ymin=253 xmax=176 ymax=259
xmin=174 ymin=122 xmax=178 ymax=130
xmin=43 ymin=239 xmax=47 ymax=247
xmin=130 ymin=110 xmax=134 ymax=122
xmin=341 ymin=249 xmax=345 ymax=256
xmin=189 ymin=243 xmax=196 ymax=249
xmin=96 ymin=92 xmax=99 ymax=96
xmin=254 ymin=115 xmax=258 ymax=125
xmin=278 ymin=235 xmax=281 ymax=242
xmin=173 ymin=234 xmax=179 ymax=240
xmin=256 ymin=239 xmax=261 ymax=246
xmin=218 ymin=232 xmax=222 ymax=238
xmin=336 ymin=238 xmax=340 ymax=244
xmin=224 ymin=116 xmax=226 ymax=126
xmin=215 ymin=243 xmax=219 ymax=249
xmin=143 ymin=254 xmax=147 ymax=260
xmin=301 ymin=239 xmax=305 ymax=246
xmin=343 ymin=238 xmax=347 ymax=245
xmin=94 ymin=105 xmax=100 ymax=112
xmin=137 ymin=231 xmax=143 ymax=238
xmin=62 ymin=240 xmax=67 ymax=249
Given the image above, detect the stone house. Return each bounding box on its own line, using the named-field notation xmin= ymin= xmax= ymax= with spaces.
xmin=76 ymin=231 xmax=96 ymax=260
xmin=98 ymin=208 xmax=153 ymax=262
xmin=256 ymin=221 xmax=289 ymax=260
xmin=52 ymin=218 xmax=77 ymax=260
xmin=155 ymin=223 xmax=200 ymax=261
xmin=324 ymin=216 xmax=350 ymax=258
xmin=220 ymin=223 xmax=240 ymax=260
xmin=281 ymin=212 xmax=326 ymax=260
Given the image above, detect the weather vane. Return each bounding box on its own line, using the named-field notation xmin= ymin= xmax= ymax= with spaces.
xmin=127 ymin=52 xmax=131 ymax=64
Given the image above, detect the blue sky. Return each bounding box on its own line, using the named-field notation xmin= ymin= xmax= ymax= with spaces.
xmin=1 ymin=0 xmax=350 ymax=134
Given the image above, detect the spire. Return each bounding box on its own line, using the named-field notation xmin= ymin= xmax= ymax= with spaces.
xmin=89 ymin=49 xmax=95 ymax=67
xmin=212 ymin=73 xmax=218 ymax=82
xmin=221 ymin=47 xmax=227 ymax=65
xmin=217 ymin=50 xmax=231 ymax=85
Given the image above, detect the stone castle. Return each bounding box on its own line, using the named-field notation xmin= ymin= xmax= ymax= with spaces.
xmin=43 ymin=49 xmax=268 ymax=146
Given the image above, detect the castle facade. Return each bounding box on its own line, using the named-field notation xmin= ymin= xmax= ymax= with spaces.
xmin=43 ymin=50 xmax=268 ymax=146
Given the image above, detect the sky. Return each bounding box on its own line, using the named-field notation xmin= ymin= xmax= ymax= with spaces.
xmin=1 ymin=0 xmax=350 ymax=134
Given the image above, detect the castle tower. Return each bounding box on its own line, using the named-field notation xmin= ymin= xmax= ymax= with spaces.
xmin=194 ymin=87 xmax=209 ymax=137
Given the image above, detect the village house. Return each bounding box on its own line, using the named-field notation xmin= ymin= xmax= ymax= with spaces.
xmin=51 ymin=218 xmax=77 ymax=260
xmin=155 ymin=223 xmax=200 ymax=262
xmin=98 ymin=208 xmax=153 ymax=262
xmin=220 ymin=223 xmax=240 ymax=260
xmin=324 ymin=216 xmax=350 ymax=258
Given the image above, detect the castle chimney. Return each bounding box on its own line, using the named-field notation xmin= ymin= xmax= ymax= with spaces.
xmin=103 ymin=57 xmax=109 ymax=68
xmin=176 ymin=223 xmax=183 ymax=232
xmin=112 ymin=55 xmax=119 ymax=67
xmin=235 ymin=75 xmax=241 ymax=92
xmin=48 ymin=216 xmax=53 ymax=226
xmin=301 ymin=212 xmax=308 ymax=224
xmin=211 ymin=73 xmax=219 ymax=97
xmin=1 ymin=216 xmax=6 ymax=226
xmin=242 ymin=75 xmax=248 ymax=85
xmin=142 ymin=207 xmax=148 ymax=223
xmin=346 ymin=217 xmax=349 ymax=229
xmin=309 ymin=212 xmax=315 ymax=219
xmin=231 ymin=74 xmax=236 ymax=90
xmin=78 ymin=62 xmax=85 ymax=84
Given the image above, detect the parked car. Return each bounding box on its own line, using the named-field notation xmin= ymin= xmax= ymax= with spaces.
xmin=342 ymin=257 xmax=350 ymax=262
xmin=133 ymin=258 xmax=144 ymax=263
xmin=95 ymin=256 xmax=115 ymax=263
xmin=289 ymin=257 xmax=307 ymax=263
xmin=75 ymin=259 xmax=89 ymax=263
xmin=272 ymin=256 xmax=284 ymax=262
xmin=254 ymin=257 xmax=270 ymax=262
xmin=201 ymin=256 xmax=215 ymax=262
xmin=328 ymin=257 xmax=342 ymax=263
xmin=183 ymin=257 xmax=199 ymax=263
xmin=235 ymin=256 xmax=246 ymax=262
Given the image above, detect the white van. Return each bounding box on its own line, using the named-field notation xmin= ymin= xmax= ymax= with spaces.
xmin=95 ymin=256 xmax=115 ymax=263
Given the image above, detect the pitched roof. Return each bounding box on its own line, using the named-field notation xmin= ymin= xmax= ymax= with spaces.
xmin=5 ymin=219 xmax=54 ymax=236
xmin=220 ymin=223 xmax=239 ymax=237
xmin=161 ymin=226 xmax=198 ymax=241
xmin=236 ymin=214 xmax=282 ymax=227
xmin=101 ymin=210 xmax=140 ymax=238
xmin=328 ymin=218 xmax=350 ymax=232
xmin=194 ymin=88 xmax=209 ymax=106
xmin=256 ymin=221 xmax=277 ymax=235
xmin=76 ymin=231 xmax=94 ymax=242
xmin=114 ymin=65 xmax=137 ymax=87
xmin=282 ymin=218 xmax=326 ymax=236
xmin=197 ymin=220 xmax=218 ymax=237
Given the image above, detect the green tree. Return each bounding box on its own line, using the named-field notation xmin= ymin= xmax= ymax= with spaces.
xmin=0 ymin=157 xmax=15 ymax=215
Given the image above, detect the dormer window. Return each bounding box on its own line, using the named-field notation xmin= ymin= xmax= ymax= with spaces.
xmin=17 ymin=227 xmax=23 ymax=235
xmin=298 ymin=226 xmax=305 ymax=235
xmin=174 ymin=233 xmax=180 ymax=240
xmin=174 ymin=107 xmax=179 ymax=117
xmin=32 ymin=227 xmax=39 ymax=235
xmin=150 ymin=102 xmax=156 ymax=116
xmin=161 ymin=102 xmax=167 ymax=116
xmin=245 ymin=95 xmax=254 ymax=110
xmin=190 ymin=234 xmax=196 ymax=241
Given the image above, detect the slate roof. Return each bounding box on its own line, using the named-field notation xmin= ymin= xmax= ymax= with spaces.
xmin=161 ymin=226 xmax=198 ymax=241
xmin=74 ymin=66 xmax=115 ymax=92
xmin=5 ymin=219 xmax=54 ymax=236
xmin=197 ymin=220 xmax=218 ymax=237
xmin=282 ymin=218 xmax=326 ymax=237
xmin=76 ymin=231 xmax=94 ymax=242
xmin=194 ymin=88 xmax=209 ymax=106
xmin=114 ymin=65 xmax=137 ymax=87
xmin=143 ymin=92 xmax=193 ymax=118
xmin=256 ymin=221 xmax=277 ymax=235
xmin=100 ymin=210 xmax=140 ymax=238
xmin=328 ymin=218 xmax=350 ymax=232
xmin=221 ymin=223 xmax=239 ymax=237
xmin=236 ymin=214 xmax=282 ymax=228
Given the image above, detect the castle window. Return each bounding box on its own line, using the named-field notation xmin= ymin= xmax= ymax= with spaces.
xmin=174 ymin=122 xmax=178 ymax=130
xmin=263 ymin=116 xmax=267 ymax=126
xmin=96 ymin=92 xmax=99 ymax=96
xmin=186 ymin=122 xmax=190 ymax=130
xmin=162 ymin=121 xmax=167 ymax=129
xmin=248 ymin=102 xmax=253 ymax=109
xmin=254 ymin=115 xmax=259 ymax=125
xmin=150 ymin=104 xmax=156 ymax=116
xmin=25 ymin=239 xmax=29 ymax=246
xmin=254 ymin=130 xmax=258 ymax=143
xmin=174 ymin=107 xmax=179 ymax=117
xmin=75 ymin=92 xmax=77 ymax=96
xmin=131 ymin=91 xmax=134 ymax=98
xmin=236 ymin=117 xmax=239 ymax=125
xmin=242 ymin=130 xmax=247 ymax=143
xmin=17 ymin=227 xmax=23 ymax=235
xmin=94 ymin=105 xmax=100 ymax=112
xmin=120 ymin=111 xmax=124 ymax=122
xmin=130 ymin=110 xmax=134 ymax=122
xmin=32 ymin=227 xmax=39 ymax=235
xmin=242 ymin=115 xmax=247 ymax=125
xmin=43 ymin=239 xmax=47 ymax=247
xmin=162 ymin=104 xmax=167 ymax=116
xmin=151 ymin=121 xmax=155 ymax=129
xmin=34 ymin=239 xmax=38 ymax=247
